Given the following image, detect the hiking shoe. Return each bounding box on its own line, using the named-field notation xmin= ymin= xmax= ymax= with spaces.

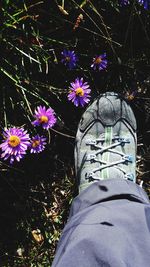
xmin=75 ymin=92 xmax=137 ymax=192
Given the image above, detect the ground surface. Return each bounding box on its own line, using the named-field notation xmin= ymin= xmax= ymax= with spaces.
xmin=1 ymin=0 xmax=150 ymax=266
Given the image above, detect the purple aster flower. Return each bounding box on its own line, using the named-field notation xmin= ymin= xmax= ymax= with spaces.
xmin=0 ymin=127 xmax=30 ymax=164
xmin=120 ymin=0 xmax=130 ymax=5
xmin=91 ymin=53 xmax=108 ymax=71
xmin=32 ymin=106 xmax=56 ymax=130
xmin=138 ymin=0 xmax=150 ymax=9
xmin=30 ymin=135 xmax=47 ymax=154
xmin=61 ymin=49 xmax=78 ymax=69
xmin=68 ymin=78 xmax=91 ymax=107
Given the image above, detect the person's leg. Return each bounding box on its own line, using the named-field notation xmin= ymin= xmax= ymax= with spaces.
xmin=52 ymin=92 xmax=150 ymax=267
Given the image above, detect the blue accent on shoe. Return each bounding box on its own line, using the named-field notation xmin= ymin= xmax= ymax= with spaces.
xmin=125 ymin=173 xmax=134 ymax=181
xmin=123 ymin=155 xmax=133 ymax=163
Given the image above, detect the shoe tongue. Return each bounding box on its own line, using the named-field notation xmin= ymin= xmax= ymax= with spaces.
xmin=102 ymin=166 xmax=124 ymax=180
xmin=98 ymin=125 xmax=126 ymax=180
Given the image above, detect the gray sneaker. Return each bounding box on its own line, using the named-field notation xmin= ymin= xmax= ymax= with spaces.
xmin=75 ymin=92 xmax=137 ymax=192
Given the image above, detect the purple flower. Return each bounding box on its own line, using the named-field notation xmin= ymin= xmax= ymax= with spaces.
xmin=30 ymin=135 xmax=47 ymax=154
xmin=61 ymin=49 xmax=78 ymax=69
xmin=32 ymin=106 xmax=56 ymax=130
xmin=68 ymin=78 xmax=91 ymax=107
xmin=0 ymin=127 xmax=30 ymax=164
xmin=120 ymin=0 xmax=130 ymax=5
xmin=138 ymin=0 xmax=150 ymax=9
xmin=91 ymin=53 xmax=108 ymax=71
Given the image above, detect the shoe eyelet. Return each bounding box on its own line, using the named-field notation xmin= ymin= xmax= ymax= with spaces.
xmin=87 ymin=154 xmax=96 ymax=160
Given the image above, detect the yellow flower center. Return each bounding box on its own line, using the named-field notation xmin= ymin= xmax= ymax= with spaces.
xmin=32 ymin=140 xmax=40 ymax=148
xmin=94 ymin=57 xmax=102 ymax=64
xmin=65 ymin=56 xmax=70 ymax=62
xmin=8 ymin=135 xmax=20 ymax=147
xmin=76 ymin=87 xmax=84 ymax=97
xmin=39 ymin=115 xmax=48 ymax=123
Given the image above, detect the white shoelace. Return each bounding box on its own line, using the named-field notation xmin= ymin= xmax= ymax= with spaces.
xmin=85 ymin=136 xmax=134 ymax=181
